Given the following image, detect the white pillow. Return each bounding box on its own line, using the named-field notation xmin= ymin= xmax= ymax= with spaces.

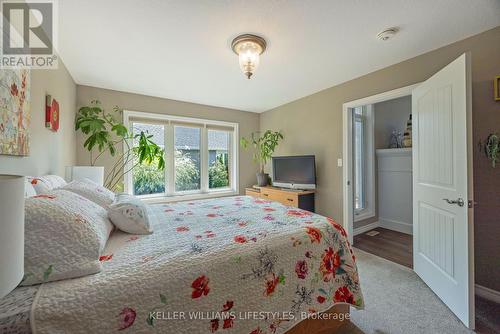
xmin=108 ymin=193 xmax=152 ymax=235
xmin=61 ymin=179 xmax=115 ymax=209
xmin=25 ymin=179 xmax=36 ymax=198
xmin=27 ymin=175 xmax=67 ymax=194
xmin=22 ymin=190 xmax=114 ymax=286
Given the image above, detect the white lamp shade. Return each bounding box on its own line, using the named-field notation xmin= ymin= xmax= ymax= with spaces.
xmin=66 ymin=166 xmax=105 ymax=186
xmin=0 ymin=175 xmax=25 ymax=299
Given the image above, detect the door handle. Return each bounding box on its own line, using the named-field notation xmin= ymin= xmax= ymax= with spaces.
xmin=443 ymin=198 xmax=465 ymax=207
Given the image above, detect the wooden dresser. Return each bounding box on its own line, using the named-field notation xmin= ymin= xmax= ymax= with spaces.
xmin=245 ymin=186 xmax=315 ymax=212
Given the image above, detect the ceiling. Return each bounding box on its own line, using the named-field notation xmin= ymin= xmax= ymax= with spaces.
xmin=58 ymin=0 xmax=500 ymax=113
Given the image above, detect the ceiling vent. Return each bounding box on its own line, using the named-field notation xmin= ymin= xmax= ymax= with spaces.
xmin=377 ymin=27 xmax=399 ymax=41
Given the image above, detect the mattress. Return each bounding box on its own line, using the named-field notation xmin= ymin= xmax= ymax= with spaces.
xmin=1 ymin=195 xmax=363 ymax=334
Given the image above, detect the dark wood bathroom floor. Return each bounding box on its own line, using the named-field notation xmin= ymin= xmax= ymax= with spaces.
xmin=354 ymin=227 xmax=413 ymax=268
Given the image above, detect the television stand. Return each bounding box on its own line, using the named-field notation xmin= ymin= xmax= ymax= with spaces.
xmin=245 ymin=186 xmax=315 ymax=212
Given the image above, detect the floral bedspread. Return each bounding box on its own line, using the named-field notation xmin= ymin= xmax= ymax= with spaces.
xmin=32 ymin=196 xmax=363 ymax=334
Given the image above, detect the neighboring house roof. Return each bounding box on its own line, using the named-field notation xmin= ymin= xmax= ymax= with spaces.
xmin=133 ymin=123 xmax=229 ymax=150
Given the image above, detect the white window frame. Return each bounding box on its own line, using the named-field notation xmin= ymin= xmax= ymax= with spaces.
xmin=123 ymin=110 xmax=239 ymax=203
xmin=352 ymin=104 xmax=375 ymax=222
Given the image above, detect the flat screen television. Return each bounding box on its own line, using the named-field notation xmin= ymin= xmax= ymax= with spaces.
xmin=272 ymin=155 xmax=316 ymax=190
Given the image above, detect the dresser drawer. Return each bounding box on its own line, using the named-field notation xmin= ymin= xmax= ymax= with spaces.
xmin=250 ymin=187 xmax=315 ymax=212
xmin=245 ymin=188 xmax=260 ymax=198
xmin=260 ymin=188 xmax=273 ymax=199
xmin=261 ymin=189 xmax=298 ymax=207
xmin=275 ymin=193 xmax=298 ymax=206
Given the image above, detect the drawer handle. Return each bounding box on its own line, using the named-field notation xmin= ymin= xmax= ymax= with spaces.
xmin=263 ymin=193 xmax=269 ymax=197
xmin=287 ymin=198 xmax=294 ymax=202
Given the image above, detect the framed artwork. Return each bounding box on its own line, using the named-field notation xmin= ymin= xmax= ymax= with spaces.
xmin=46 ymin=94 xmax=60 ymax=132
xmin=0 ymin=69 xmax=31 ymax=156
xmin=495 ymin=76 xmax=500 ymax=101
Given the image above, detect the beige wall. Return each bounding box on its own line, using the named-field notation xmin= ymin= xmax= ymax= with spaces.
xmin=260 ymin=26 xmax=500 ymax=291
xmin=0 ymin=61 xmax=77 ymax=176
xmin=76 ymin=85 xmax=260 ymax=194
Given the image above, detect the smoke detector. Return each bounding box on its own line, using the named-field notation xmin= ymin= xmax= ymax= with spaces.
xmin=377 ymin=27 xmax=399 ymax=41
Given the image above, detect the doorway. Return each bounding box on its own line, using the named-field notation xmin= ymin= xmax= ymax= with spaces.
xmin=342 ymin=54 xmax=475 ymax=330
xmin=349 ymin=95 xmax=414 ymax=268
xmin=342 ymin=83 xmax=419 ymax=243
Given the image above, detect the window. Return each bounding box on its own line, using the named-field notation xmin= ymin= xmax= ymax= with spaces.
xmin=131 ymin=122 xmax=166 ymax=196
xmin=353 ymin=107 xmax=365 ymax=211
xmin=174 ymin=126 xmax=201 ymax=192
xmin=208 ymin=129 xmax=230 ymax=189
xmin=124 ymin=111 xmax=238 ymax=201
xmin=352 ymin=105 xmax=374 ymax=221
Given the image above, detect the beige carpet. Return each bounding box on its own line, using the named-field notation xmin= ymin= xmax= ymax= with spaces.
xmin=337 ymin=249 xmax=474 ymax=334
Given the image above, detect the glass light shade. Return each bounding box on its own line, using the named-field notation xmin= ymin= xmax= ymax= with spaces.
xmin=237 ymin=41 xmax=261 ymax=79
xmin=231 ymin=34 xmax=266 ymax=79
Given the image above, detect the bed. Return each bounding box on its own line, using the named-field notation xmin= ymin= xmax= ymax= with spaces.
xmin=1 ymin=195 xmax=363 ymax=334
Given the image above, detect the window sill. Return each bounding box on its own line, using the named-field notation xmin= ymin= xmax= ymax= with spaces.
xmin=140 ymin=189 xmax=239 ymax=204
xmin=354 ymin=210 xmax=375 ymax=222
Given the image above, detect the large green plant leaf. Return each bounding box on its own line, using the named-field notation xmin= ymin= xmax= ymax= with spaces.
xmin=76 ymin=100 xmax=129 ymax=164
xmin=77 ymin=100 xmax=166 ymax=190
xmin=240 ymin=130 xmax=284 ymax=169
xmin=134 ymin=132 xmax=165 ymax=170
xmin=112 ymin=124 xmax=128 ymax=137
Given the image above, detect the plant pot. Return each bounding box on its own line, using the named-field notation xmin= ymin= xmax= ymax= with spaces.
xmin=65 ymin=166 xmax=105 ymax=186
xmin=256 ymin=172 xmax=269 ymax=186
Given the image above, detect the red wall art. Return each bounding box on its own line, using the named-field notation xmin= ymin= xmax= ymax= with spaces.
xmin=45 ymin=94 xmax=59 ymax=132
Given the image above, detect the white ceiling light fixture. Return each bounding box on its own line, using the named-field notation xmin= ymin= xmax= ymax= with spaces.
xmin=231 ymin=34 xmax=267 ymax=79
xmin=377 ymin=27 xmax=399 ymax=41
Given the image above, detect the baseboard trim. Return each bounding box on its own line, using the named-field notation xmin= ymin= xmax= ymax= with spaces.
xmin=475 ymin=284 xmax=500 ymax=303
xmin=353 ymin=221 xmax=380 ymax=236
xmin=379 ymin=218 xmax=412 ymax=235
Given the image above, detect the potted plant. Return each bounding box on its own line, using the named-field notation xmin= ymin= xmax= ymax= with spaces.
xmin=483 ymin=133 xmax=499 ymax=168
xmin=240 ymin=130 xmax=284 ymax=186
xmin=74 ymin=100 xmax=165 ymax=190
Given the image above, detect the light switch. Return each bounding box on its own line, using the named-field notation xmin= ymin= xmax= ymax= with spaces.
xmin=337 ymin=158 xmax=343 ymax=167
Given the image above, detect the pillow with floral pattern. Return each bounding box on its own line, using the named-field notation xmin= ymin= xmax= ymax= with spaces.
xmin=21 ymin=190 xmax=114 ymax=286
xmin=25 ymin=179 xmax=36 ymax=198
xmin=27 ymin=175 xmax=67 ymax=194
xmin=60 ymin=179 xmax=115 ymax=209
xmin=108 ymin=193 xmax=152 ymax=235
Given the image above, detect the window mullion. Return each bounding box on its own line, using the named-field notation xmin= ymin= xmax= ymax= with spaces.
xmin=124 ymin=119 xmax=133 ymax=194
xmin=166 ymin=121 xmax=175 ymax=196
xmin=200 ymin=125 xmax=208 ymax=193
xmin=228 ymin=132 xmax=234 ymax=190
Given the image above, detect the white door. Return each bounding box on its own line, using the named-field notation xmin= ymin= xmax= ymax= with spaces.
xmin=412 ymin=53 xmax=474 ymax=328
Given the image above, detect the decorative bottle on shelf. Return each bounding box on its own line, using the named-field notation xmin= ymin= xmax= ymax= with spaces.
xmin=402 ymin=114 xmax=412 ymax=148
xmin=389 ymin=130 xmax=399 ymax=148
